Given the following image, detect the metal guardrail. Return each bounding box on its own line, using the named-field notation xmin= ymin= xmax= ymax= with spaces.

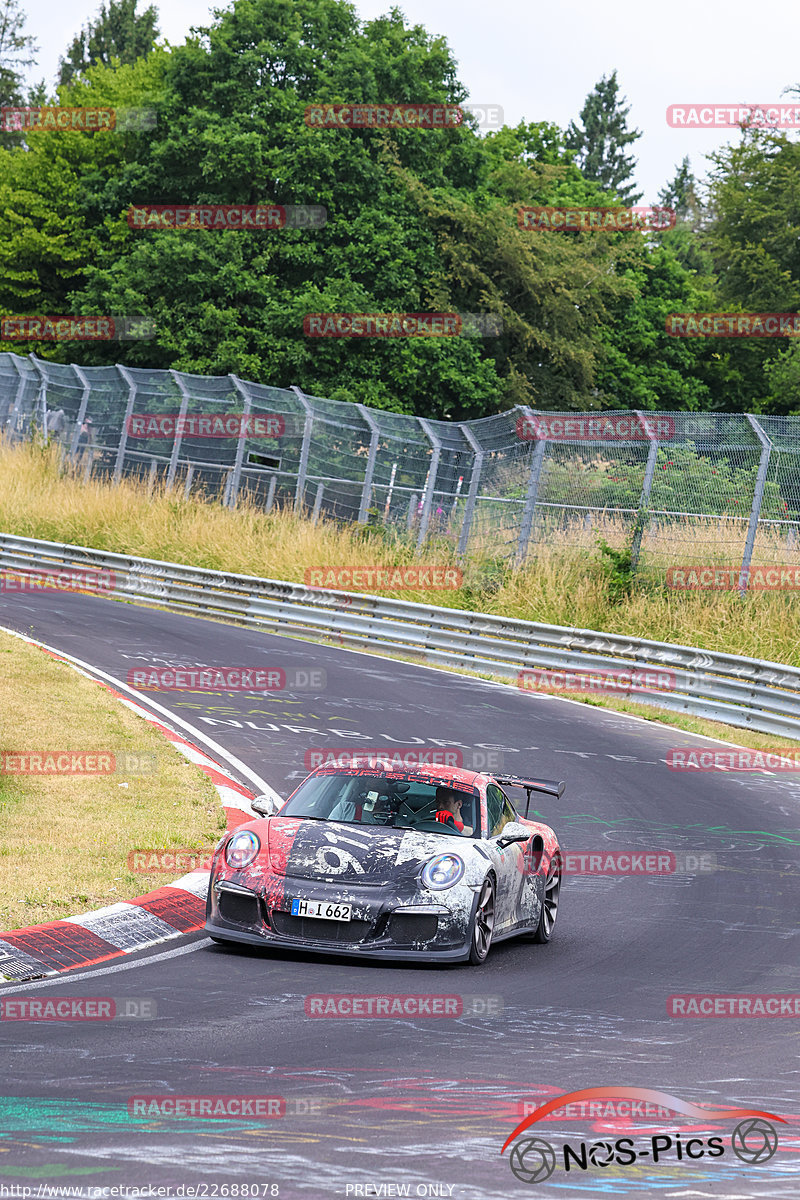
xmin=2 ymin=531 xmax=800 ymax=741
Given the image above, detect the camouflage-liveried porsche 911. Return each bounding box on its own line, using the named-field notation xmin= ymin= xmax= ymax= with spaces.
xmin=205 ymin=761 xmax=563 ymax=964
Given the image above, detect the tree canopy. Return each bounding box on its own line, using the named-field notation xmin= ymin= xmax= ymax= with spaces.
xmin=0 ymin=0 xmax=38 ymax=147
xmin=0 ymin=0 xmax=796 ymax=416
xmin=58 ymin=0 xmax=160 ymax=86
xmin=566 ymin=70 xmax=642 ymax=204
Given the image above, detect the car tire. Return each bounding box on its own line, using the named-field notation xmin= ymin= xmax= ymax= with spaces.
xmin=468 ymin=874 xmax=496 ymax=964
xmin=531 ymin=853 xmax=561 ymax=944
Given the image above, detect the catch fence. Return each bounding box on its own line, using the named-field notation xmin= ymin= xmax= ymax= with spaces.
xmin=2 ymin=352 xmax=800 ymax=577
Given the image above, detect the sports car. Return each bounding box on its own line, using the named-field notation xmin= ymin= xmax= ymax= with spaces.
xmin=205 ymin=761 xmax=563 ymax=964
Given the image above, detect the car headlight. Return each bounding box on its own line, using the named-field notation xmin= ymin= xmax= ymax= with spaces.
xmin=224 ymin=830 xmax=260 ymax=869
xmin=422 ymin=853 xmax=465 ymax=891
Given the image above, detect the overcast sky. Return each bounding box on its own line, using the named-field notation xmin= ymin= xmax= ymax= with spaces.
xmin=21 ymin=0 xmax=800 ymax=202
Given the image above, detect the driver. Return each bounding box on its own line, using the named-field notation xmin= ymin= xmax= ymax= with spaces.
xmin=434 ymin=786 xmax=465 ymax=832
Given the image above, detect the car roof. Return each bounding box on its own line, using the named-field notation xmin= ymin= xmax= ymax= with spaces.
xmin=310 ymin=761 xmax=493 ymax=790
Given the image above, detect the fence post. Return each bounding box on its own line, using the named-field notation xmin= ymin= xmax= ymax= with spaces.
xmin=227 ymin=375 xmax=252 ymax=508
xmin=739 ymin=415 xmax=773 ymax=595
xmin=416 ymin=417 xmax=442 ymax=551
xmin=356 ymin=403 xmax=380 ymax=523
xmin=407 ymin=493 xmax=418 ymax=530
xmin=167 ymin=371 xmax=191 ymax=488
xmin=8 ymin=356 xmax=30 ymax=441
xmin=0 ymin=357 xmax=18 ymax=432
xmin=290 ymin=385 xmax=313 ymax=512
xmin=630 ymin=411 xmax=660 ymax=571
xmin=68 ymin=364 xmax=92 ymax=464
xmin=312 ymin=482 xmax=324 ymax=524
xmin=27 ymin=357 xmax=47 ymax=439
xmin=515 ymin=406 xmax=547 ymax=566
xmin=458 ymin=423 xmax=484 ymax=556
xmin=30 ymin=358 xmax=49 ymax=435
xmin=113 ymin=364 xmax=137 ymax=483
xmin=383 ymin=462 xmax=398 ymax=520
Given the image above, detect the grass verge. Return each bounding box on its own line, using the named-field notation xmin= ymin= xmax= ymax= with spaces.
xmin=0 ymin=629 xmax=225 ymax=931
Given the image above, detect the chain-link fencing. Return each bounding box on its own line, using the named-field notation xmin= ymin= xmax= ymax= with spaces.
xmin=2 ymin=352 xmax=800 ymax=578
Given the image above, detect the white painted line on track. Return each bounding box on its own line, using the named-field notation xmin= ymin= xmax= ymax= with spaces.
xmin=0 ymin=938 xmax=213 ymax=994
xmin=325 ymin=637 xmax=778 ymax=752
xmin=0 ymin=622 xmax=281 ymax=803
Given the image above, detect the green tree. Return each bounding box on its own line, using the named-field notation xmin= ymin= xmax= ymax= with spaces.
xmin=0 ymin=0 xmax=755 ymax=418
xmin=0 ymin=52 xmax=167 ymax=316
xmin=58 ymin=0 xmax=159 ymax=86
xmin=65 ymin=0 xmax=647 ymax=414
xmin=484 ymin=131 xmax=724 ymax=411
xmin=706 ymin=128 xmax=800 ymax=412
xmin=591 ymin=242 xmax=724 ymax=411
xmin=658 ymin=155 xmax=698 ymax=219
xmin=0 ymin=0 xmax=39 ymax=148
xmin=567 ymin=70 xmax=642 ymax=203
xmin=654 ymin=155 xmax=713 ymax=278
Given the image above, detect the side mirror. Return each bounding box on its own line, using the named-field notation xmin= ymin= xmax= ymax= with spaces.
xmin=251 ymin=793 xmax=283 ymax=818
xmin=496 ymin=822 xmax=532 ymax=849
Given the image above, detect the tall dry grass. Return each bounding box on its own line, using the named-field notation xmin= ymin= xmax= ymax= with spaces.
xmin=1 ymin=438 xmax=799 ymax=666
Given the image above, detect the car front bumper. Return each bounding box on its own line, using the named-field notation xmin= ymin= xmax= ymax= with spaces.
xmin=205 ymin=877 xmax=475 ymax=962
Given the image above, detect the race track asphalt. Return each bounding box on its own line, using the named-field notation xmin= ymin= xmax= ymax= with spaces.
xmin=1 ymin=588 xmax=798 ymax=1198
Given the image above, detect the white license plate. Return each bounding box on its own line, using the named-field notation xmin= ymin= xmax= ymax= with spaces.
xmin=291 ymin=898 xmax=352 ymax=921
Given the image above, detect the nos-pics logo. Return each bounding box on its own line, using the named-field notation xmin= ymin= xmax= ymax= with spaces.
xmin=501 ymin=1087 xmax=784 ymax=1184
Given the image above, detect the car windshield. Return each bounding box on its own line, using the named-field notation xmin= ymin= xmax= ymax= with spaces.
xmin=281 ymin=771 xmax=480 ymax=837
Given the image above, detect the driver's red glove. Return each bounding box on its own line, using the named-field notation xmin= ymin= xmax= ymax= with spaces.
xmin=435 ymin=810 xmax=464 ymax=831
